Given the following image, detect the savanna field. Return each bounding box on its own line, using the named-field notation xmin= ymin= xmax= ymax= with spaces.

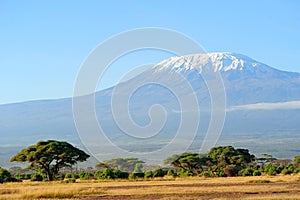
xmin=1 ymin=175 xmax=300 ymax=200
xmin=2 ymin=142 xmax=300 ymax=199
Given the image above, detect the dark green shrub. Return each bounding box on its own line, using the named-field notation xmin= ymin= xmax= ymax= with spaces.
xmin=133 ymin=172 xmax=145 ymax=178
xmin=63 ymin=172 xmax=78 ymax=179
xmin=129 ymin=172 xmax=144 ymax=179
xmin=238 ymin=168 xmax=254 ymax=176
xmin=64 ymin=178 xmax=76 ymax=183
xmin=128 ymin=173 xmax=135 ymax=179
xmin=94 ymin=169 xmax=128 ymax=179
xmin=144 ymin=171 xmax=153 ymax=178
xmin=287 ymin=164 xmax=295 ymax=174
xmin=25 ymin=173 xmax=31 ymax=179
xmin=277 ymin=165 xmax=285 ymax=173
xmin=281 ymin=164 xmax=294 ymax=175
xmin=167 ymin=169 xmax=176 ymax=177
xmin=14 ymin=172 xmax=21 ymax=180
xmin=264 ymin=164 xmax=278 ymax=176
xmin=293 ymin=168 xmax=300 ymax=173
xmin=253 ymin=170 xmax=262 ymax=176
xmin=216 ymin=171 xmax=227 ymax=177
xmin=177 ymin=169 xmax=193 ymax=177
xmin=0 ymin=168 xmax=18 ymax=182
xmin=152 ymin=168 xmax=167 ymax=178
xmin=113 ymin=170 xmax=129 ymax=179
xmin=281 ymin=168 xmax=289 ymax=175
xmin=65 ymin=172 xmax=73 ymax=178
xmin=94 ymin=170 xmax=102 ymax=179
xmin=100 ymin=169 xmax=115 ymax=179
xmin=200 ymin=170 xmax=213 ymax=177
xmin=72 ymin=173 xmax=80 ymax=179
xmin=15 ymin=173 xmax=31 ymax=180
xmin=31 ymin=173 xmax=43 ymax=181
xmin=78 ymin=171 xmax=93 ymax=180
xmin=0 ymin=168 xmax=11 ymax=181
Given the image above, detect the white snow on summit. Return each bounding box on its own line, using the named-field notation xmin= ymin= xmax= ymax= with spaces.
xmin=153 ymin=52 xmax=266 ymax=73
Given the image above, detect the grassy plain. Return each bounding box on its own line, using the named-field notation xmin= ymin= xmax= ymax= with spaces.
xmin=1 ymin=175 xmax=300 ymax=199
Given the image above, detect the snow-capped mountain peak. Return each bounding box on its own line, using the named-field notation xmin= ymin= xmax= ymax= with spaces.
xmin=153 ymin=52 xmax=266 ymax=73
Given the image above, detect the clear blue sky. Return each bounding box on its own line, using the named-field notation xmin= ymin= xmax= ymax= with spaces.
xmin=0 ymin=0 xmax=299 ymax=104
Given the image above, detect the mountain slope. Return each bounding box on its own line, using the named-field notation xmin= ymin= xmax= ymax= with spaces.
xmin=1 ymin=52 xmax=300 ymax=166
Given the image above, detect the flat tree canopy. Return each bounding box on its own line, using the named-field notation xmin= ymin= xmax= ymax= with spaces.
xmin=10 ymin=140 xmax=90 ymax=181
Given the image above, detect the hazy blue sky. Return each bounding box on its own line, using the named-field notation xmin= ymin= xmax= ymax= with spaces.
xmin=0 ymin=0 xmax=299 ymax=104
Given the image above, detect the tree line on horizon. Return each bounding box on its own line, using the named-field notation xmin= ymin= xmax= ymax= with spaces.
xmin=1 ymin=140 xmax=300 ymax=183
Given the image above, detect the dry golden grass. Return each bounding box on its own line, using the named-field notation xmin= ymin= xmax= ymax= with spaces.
xmin=0 ymin=175 xmax=299 ymax=199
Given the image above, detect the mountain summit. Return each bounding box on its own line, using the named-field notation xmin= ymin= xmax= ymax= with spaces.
xmin=153 ymin=52 xmax=268 ymax=73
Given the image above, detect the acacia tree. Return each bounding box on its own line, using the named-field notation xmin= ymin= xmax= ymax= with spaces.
xmin=10 ymin=140 xmax=90 ymax=181
xmin=164 ymin=152 xmax=210 ymax=175
xmin=209 ymin=146 xmax=254 ymax=165
xmin=208 ymin=146 xmax=255 ymax=174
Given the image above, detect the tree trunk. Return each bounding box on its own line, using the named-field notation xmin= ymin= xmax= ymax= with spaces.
xmin=46 ymin=172 xmax=52 ymax=181
xmin=44 ymin=165 xmax=52 ymax=181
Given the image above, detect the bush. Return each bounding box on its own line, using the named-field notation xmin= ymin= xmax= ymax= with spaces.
xmin=253 ymin=170 xmax=262 ymax=176
xmin=200 ymin=170 xmax=213 ymax=177
xmin=102 ymin=169 xmax=114 ymax=179
xmin=293 ymin=168 xmax=300 ymax=173
xmin=152 ymin=168 xmax=167 ymax=178
xmin=78 ymin=171 xmax=93 ymax=180
xmin=0 ymin=168 xmax=11 ymax=181
xmin=14 ymin=172 xmax=25 ymax=181
xmin=177 ymin=169 xmax=193 ymax=177
xmin=64 ymin=172 xmax=79 ymax=179
xmin=14 ymin=173 xmax=31 ymax=180
xmin=14 ymin=172 xmax=21 ymax=180
xmin=280 ymin=164 xmax=294 ymax=175
xmin=264 ymin=164 xmax=278 ymax=176
xmin=0 ymin=168 xmax=18 ymax=182
xmin=113 ymin=170 xmax=129 ymax=179
xmin=277 ymin=165 xmax=285 ymax=173
xmin=238 ymin=168 xmax=254 ymax=176
xmin=281 ymin=168 xmax=289 ymax=175
xmin=129 ymin=172 xmax=144 ymax=179
xmin=65 ymin=172 xmax=73 ymax=179
xmin=72 ymin=173 xmax=80 ymax=179
xmin=94 ymin=170 xmax=102 ymax=179
xmin=167 ymin=169 xmax=176 ymax=177
xmin=31 ymin=173 xmax=43 ymax=181
xmin=287 ymin=164 xmax=295 ymax=174
xmin=94 ymin=169 xmax=115 ymax=179
xmin=216 ymin=171 xmax=227 ymax=177
xmin=64 ymin=178 xmax=76 ymax=183
xmin=144 ymin=171 xmax=153 ymax=178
